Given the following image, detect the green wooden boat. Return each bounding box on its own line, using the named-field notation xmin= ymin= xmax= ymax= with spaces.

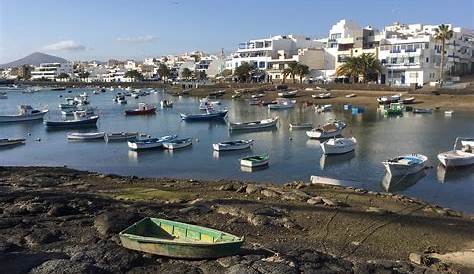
xmin=384 ymin=103 xmax=404 ymax=116
xmin=119 ymin=217 xmax=244 ymax=259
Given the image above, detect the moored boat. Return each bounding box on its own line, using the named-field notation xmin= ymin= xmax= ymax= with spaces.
xmin=383 ymin=103 xmax=404 ymax=116
xmin=444 ymin=110 xmax=454 ymax=116
xmin=315 ymin=104 xmax=332 ymax=113
xmin=438 ymin=137 xmax=474 ymax=167
xmin=163 ymin=137 xmax=193 ymax=150
xmin=413 ymin=108 xmax=432 ymax=114
xmin=127 ymin=135 xmax=178 ymax=150
xmin=44 ymin=115 xmax=99 ymax=128
xmin=104 ymin=132 xmax=139 ymax=142
xmin=180 ymin=109 xmax=228 ymax=121
xmin=125 ymin=103 xmax=156 ymax=115
xmin=277 ymin=90 xmax=298 ymax=98
xmin=321 ymin=137 xmax=357 ymax=155
xmin=0 ymin=105 xmax=48 ymax=123
xmin=251 ymin=93 xmax=265 ymax=99
xmin=382 ymin=154 xmax=428 ymax=176
xmin=160 ymin=100 xmax=173 ymax=108
xmin=401 ymin=97 xmax=415 ymax=104
xmin=289 ymin=123 xmax=313 ymax=130
xmin=119 ymin=217 xmax=244 ymax=259
xmin=306 ymin=121 xmax=346 ymax=139
xmin=240 ymin=154 xmax=269 ymax=167
xmin=213 ymin=139 xmax=254 ymax=151
xmin=268 ymin=98 xmax=295 ymax=109
xmin=0 ymin=138 xmax=26 ymax=147
xmin=312 ymin=92 xmax=331 ymax=99
xmin=229 ymin=117 xmax=278 ymax=131
xmin=67 ymin=132 xmax=105 ymax=140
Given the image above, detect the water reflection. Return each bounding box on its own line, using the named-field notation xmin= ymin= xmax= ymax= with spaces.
xmin=213 ymin=149 xmax=251 ymax=159
xmin=381 ymin=170 xmax=427 ymax=192
xmin=241 ymin=165 xmax=269 ymax=173
xmin=437 ymin=164 xmax=474 ymax=183
xmin=319 ymin=151 xmax=356 ymax=170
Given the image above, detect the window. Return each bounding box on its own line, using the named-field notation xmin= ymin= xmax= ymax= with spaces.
xmin=275 ymin=75 xmax=280 ymax=79
xmin=409 ymin=73 xmax=418 ymax=78
xmin=425 ymin=43 xmax=429 ymax=49
xmin=391 ymin=58 xmax=397 ymax=64
xmin=330 ymin=33 xmax=341 ymax=40
xmin=426 ymin=57 xmax=429 ymax=63
xmin=259 ymin=62 xmax=265 ymax=68
xmin=408 ymin=57 xmax=415 ymax=63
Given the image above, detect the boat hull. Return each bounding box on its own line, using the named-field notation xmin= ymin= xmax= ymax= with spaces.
xmin=213 ymin=140 xmax=253 ymax=151
xmin=67 ymin=132 xmax=105 ymax=140
xmin=105 ymin=132 xmax=138 ymax=141
xmin=44 ymin=116 xmax=99 ymax=128
xmin=383 ymin=163 xmax=425 ymax=176
xmin=163 ymin=139 xmax=192 ymax=150
xmin=0 ymin=138 xmax=26 ymax=147
xmin=306 ymin=129 xmax=342 ymax=139
xmin=0 ymin=110 xmax=48 ymax=123
xmin=229 ymin=118 xmax=278 ymax=131
xmin=321 ymin=138 xmax=356 ymax=155
xmin=125 ymin=108 xmax=156 ymax=115
xmin=180 ymin=111 xmax=228 ymax=121
xmin=438 ymin=151 xmax=474 ymax=167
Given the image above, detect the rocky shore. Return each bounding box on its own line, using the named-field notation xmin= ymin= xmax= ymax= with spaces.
xmin=1 ymin=166 xmax=473 ymax=274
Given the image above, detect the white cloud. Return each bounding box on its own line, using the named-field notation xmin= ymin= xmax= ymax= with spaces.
xmin=116 ymin=35 xmax=157 ymax=43
xmin=43 ymin=40 xmax=86 ymax=52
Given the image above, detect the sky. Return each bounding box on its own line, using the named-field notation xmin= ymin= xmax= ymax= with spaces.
xmin=0 ymin=0 xmax=473 ymax=63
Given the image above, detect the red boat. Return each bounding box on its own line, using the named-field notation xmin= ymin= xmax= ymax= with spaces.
xmin=125 ymin=103 xmax=156 ymax=115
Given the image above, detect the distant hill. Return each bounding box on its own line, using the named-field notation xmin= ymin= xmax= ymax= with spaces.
xmin=0 ymin=52 xmax=68 ymax=68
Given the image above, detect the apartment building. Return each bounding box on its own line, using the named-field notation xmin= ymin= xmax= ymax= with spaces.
xmin=30 ymin=62 xmax=73 ymax=80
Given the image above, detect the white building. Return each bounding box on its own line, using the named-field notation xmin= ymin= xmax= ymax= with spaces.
xmin=30 ymin=63 xmax=73 ymax=80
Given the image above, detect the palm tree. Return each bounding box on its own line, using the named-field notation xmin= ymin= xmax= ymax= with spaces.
xmin=358 ymin=53 xmax=381 ymax=83
xmin=296 ymin=64 xmax=310 ymax=83
xmin=181 ymin=68 xmax=193 ymax=80
xmin=282 ymin=67 xmax=291 ymax=84
xmin=336 ymin=57 xmax=362 ymax=83
xmin=287 ymin=62 xmax=299 ymax=83
xmin=157 ymin=64 xmax=170 ymax=83
xmin=434 ymin=24 xmax=454 ymax=85
xmin=234 ymin=62 xmax=253 ymax=82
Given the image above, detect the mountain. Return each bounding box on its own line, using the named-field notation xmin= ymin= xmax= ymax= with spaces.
xmin=0 ymin=52 xmax=68 ymax=68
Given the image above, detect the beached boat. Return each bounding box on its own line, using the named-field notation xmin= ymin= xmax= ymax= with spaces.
xmin=401 ymin=97 xmax=415 ymax=104
xmin=213 ymin=139 xmax=254 ymax=151
xmin=377 ymin=94 xmax=400 ymax=104
xmin=209 ymin=90 xmax=226 ymax=97
xmin=345 ymin=93 xmax=357 ymax=98
xmin=160 ymin=100 xmax=173 ymax=108
xmin=268 ymin=98 xmax=296 ymax=109
xmin=413 ymin=108 xmax=432 ymax=114
xmin=306 ymin=121 xmax=346 ymax=139
xmin=0 ymin=105 xmax=48 ymax=123
xmin=438 ymin=137 xmax=474 ymax=167
xmin=383 ymin=103 xmax=404 ymax=116
xmin=67 ymin=132 xmax=105 ymax=140
xmin=315 ymin=104 xmax=332 ymax=113
xmin=44 ymin=115 xmax=99 ymax=128
xmin=231 ymin=92 xmax=242 ymax=99
xmin=180 ymin=109 xmax=228 ymax=121
xmin=0 ymin=138 xmax=26 ymax=147
xmin=104 ymin=132 xmax=139 ymax=142
xmin=240 ymin=154 xmax=269 ymax=168
xmin=289 ymin=123 xmax=313 ymax=130
xmin=321 ymin=137 xmax=357 ymax=155
xmin=127 ymin=135 xmax=178 ymax=150
xmin=382 ymin=154 xmax=428 ymax=176
xmin=125 ymin=103 xmax=156 ymax=115
xmin=229 ymin=117 xmax=278 ymax=131
xmin=277 ymin=90 xmax=298 ymax=98
xmin=251 ymin=93 xmax=265 ymax=99
xmin=119 ymin=217 xmax=244 ymax=259
xmin=163 ymin=138 xmax=193 ymax=150
xmin=312 ymin=92 xmax=331 ymax=99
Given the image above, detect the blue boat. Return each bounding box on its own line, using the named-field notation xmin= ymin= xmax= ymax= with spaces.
xmin=180 ymin=109 xmax=228 ymax=121
xmin=44 ymin=115 xmax=99 ymax=128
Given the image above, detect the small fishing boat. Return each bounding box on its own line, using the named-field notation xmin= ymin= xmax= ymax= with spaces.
xmin=383 ymin=103 xmax=403 ymax=116
xmin=240 ymin=154 xmax=269 ymax=167
xmin=461 ymin=138 xmax=474 ymax=148
xmin=229 ymin=117 xmax=278 ymax=131
xmin=315 ymin=104 xmax=332 ymax=113
xmin=345 ymin=93 xmax=357 ymax=98
xmin=231 ymin=92 xmax=242 ymax=99
xmin=260 ymin=100 xmax=277 ymax=106
xmin=413 ymin=108 xmax=432 ymax=114
xmin=251 ymin=93 xmax=265 ymax=99
xmin=312 ymin=92 xmax=332 ymax=99
xmin=0 ymin=138 xmax=26 ymax=147
xmin=248 ymin=99 xmax=262 ymax=106
xmin=268 ymin=98 xmax=295 ymax=109
xmin=163 ymin=138 xmax=193 ymax=150
xmin=438 ymin=137 xmax=474 ymax=167
xmin=377 ymin=94 xmax=400 ymax=104
xmin=51 ymin=87 xmax=66 ymax=91
xmin=401 ymin=97 xmax=415 ymax=104
xmin=104 ymin=132 xmax=139 ymax=142
xmin=321 ymin=137 xmax=357 ymax=155
xmin=93 ymin=90 xmax=100 ymax=95
xmin=277 ymin=90 xmax=298 ymax=98
xmin=306 ymin=121 xmax=346 ymax=139
xmin=67 ymin=132 xmax=105 ymax=140
xmin=119 ymin=217 xmax=244 ymax=259
xmin=180 ymin=109 xmax=228 ymax=121
xmin=0 ymin=94 xmax=7 ymax=99
xmin=59 ymin=98 xmax=78 ymax=109
xmin=444 ymin=110 xmax=454 ymax=116
xmin=125 ymin=103 xmax=156 ymax=115
xmin=199 ymin=97 xmax=220 ymax=110
xmin=289 ymin=123 xmax=313 ymax=130
xmin=127 ymin=135 xmax=178 ymax=150
xmin=213 ymin=139 xmax=254 ymax=151
xmin=382 ymin=154 xmax=428 ymax=176
xmin=160 ymin=100 xmax=173 ymax=108
xmin=0 ymin=105 xmax=48 ymax=123
xmin=44 ymin=115 xmax=99 ymax=128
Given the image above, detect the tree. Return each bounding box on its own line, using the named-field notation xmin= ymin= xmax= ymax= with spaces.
xmin=358 ymin=53 xmax=381 ymax=82
xmin=336 ymin=57 xmax=362 ymax=83
xmin=286 ymin=62 xmax=299 ymax=83
xmin=196 ymin=70 xmax=207 ymax=81
xmin=233 ymin=62 xmax=253 ymax=82
xmin=124 ymin=70 xmax=144 ymax=81
xmin=57 ymin=73 xmax=70 ymax=79
xmin=157 ymin=64 xmax=170 ymax=82
xmin=181 ymin=68 xmax=193 ymax=80
xmin=434 ymin=24 xmax=454 ymax=85
xmin=296 ymin=64 xmax=310 ymax=83
xmin=78 ymin=71 xmax=90 ymax=79
xmin=221 ymin=69 xmax=233 ymax=77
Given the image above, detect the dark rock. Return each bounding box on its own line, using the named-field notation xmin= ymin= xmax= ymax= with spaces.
xmin=47 ymin=204 xmax=77 ymax=217
xmin=218 ymin=184 xmax=236 ymax=191
xmin=29 ymin=259 xmax=103 ymax=274
xmin=307 ymin=197 xmax=323 ymax=205
xmin=252 ymin=259 xmax=298 ymax=274
xmin=127 ymin=262 xmax=202 ymax=274
xmin=245 ymin=184 xmax=261 ymax=194
xmin=0 ymin=252 xmax=67 ymax=274
xmin=235 ymin=186 xmax=247 ymax=193
xmin=247 ymin=215 xmax=271 ymax=227
xmin=225 ymin=263 xmax=259 ymax=274
xmin=93 ymin=211 xmax=142 ymax=237
xmin=261 ymin=189 xmax=280 ymax=198
xmin=24 ymin=230 xmax=61 ymax=247
xmin=217 ymin=256 xmax=241 ymax=268
xmin=179 ymin=205 xmax=211 ymax=214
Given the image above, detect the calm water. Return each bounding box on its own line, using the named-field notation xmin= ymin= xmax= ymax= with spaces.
xmin=1 ymin=88 xmax=473 ymax=213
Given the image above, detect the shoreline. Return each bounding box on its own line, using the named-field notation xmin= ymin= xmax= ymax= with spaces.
xmin=1 ymin=166 xmax=473 ymax=273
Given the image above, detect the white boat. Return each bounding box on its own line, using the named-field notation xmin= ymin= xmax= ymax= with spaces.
xmin=104 ymin=132 xmax=139 ymax=142
xmin=0 ymin=94 xmax=7 ymax=99
xmin=93 ymin=90 xmax=100 ymax=95
xmin=0 ymin=138 xmax=26 ymax=147
xmin=461 ymin=138 xmax=474 ymax=148
xmin=59 ymin=98 xmax=78 ymax=109
xmin=321 ymin=137 xmax=357 ymax=155
xmin=131 ymin=93 xmax=139 ymax=99
xmin=289 ymin=123 xmax=313 ymax=130
xmin=160 ymin=100 xmax=173 ymax=108
xmin=382 ymin=154 xmax=428 ymax=176
xmin=213 ymin=139 xmax=254 ymax=151
xmin=268 ymin=98 xmax=295 ymax=109
xmin=345 ymin=93 xmax=357 ymax=98
xmin=438 ymin=137 xmax=474 ymax=167
xmin=251 ymin=93 xmax=265 ymax=99
xmin=277 ymin=90 xmax=298 ymax=98
xmin=229 ymin=117 xmax=278 ymax=131
xmin=0 ymin=105 xmax=48 ymax=123
xmin=163 ymin=137 xmax=193 ymax=150
xmin=240 ymin=154 xmax=269 ymax=168
xmin=306 ymin=121 xmax=346 ymax=139
xmin=315 ymin=104 xmax=332 ymax=113
xmin=445 ymin=110 xmax=454 ymax=116
xmin=312 ymin=92 xmax=331 ymax=99
xmin=67 ymin=132 xmax=105 ymax=140
xmin=128 ymin=135 xmax=178 ymax=150
xmin=199 ymin=97 xmax=220 ymax=110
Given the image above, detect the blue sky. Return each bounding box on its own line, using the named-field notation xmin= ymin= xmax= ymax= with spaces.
xmin=1 ymin=0 xmax=473 ymax=63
